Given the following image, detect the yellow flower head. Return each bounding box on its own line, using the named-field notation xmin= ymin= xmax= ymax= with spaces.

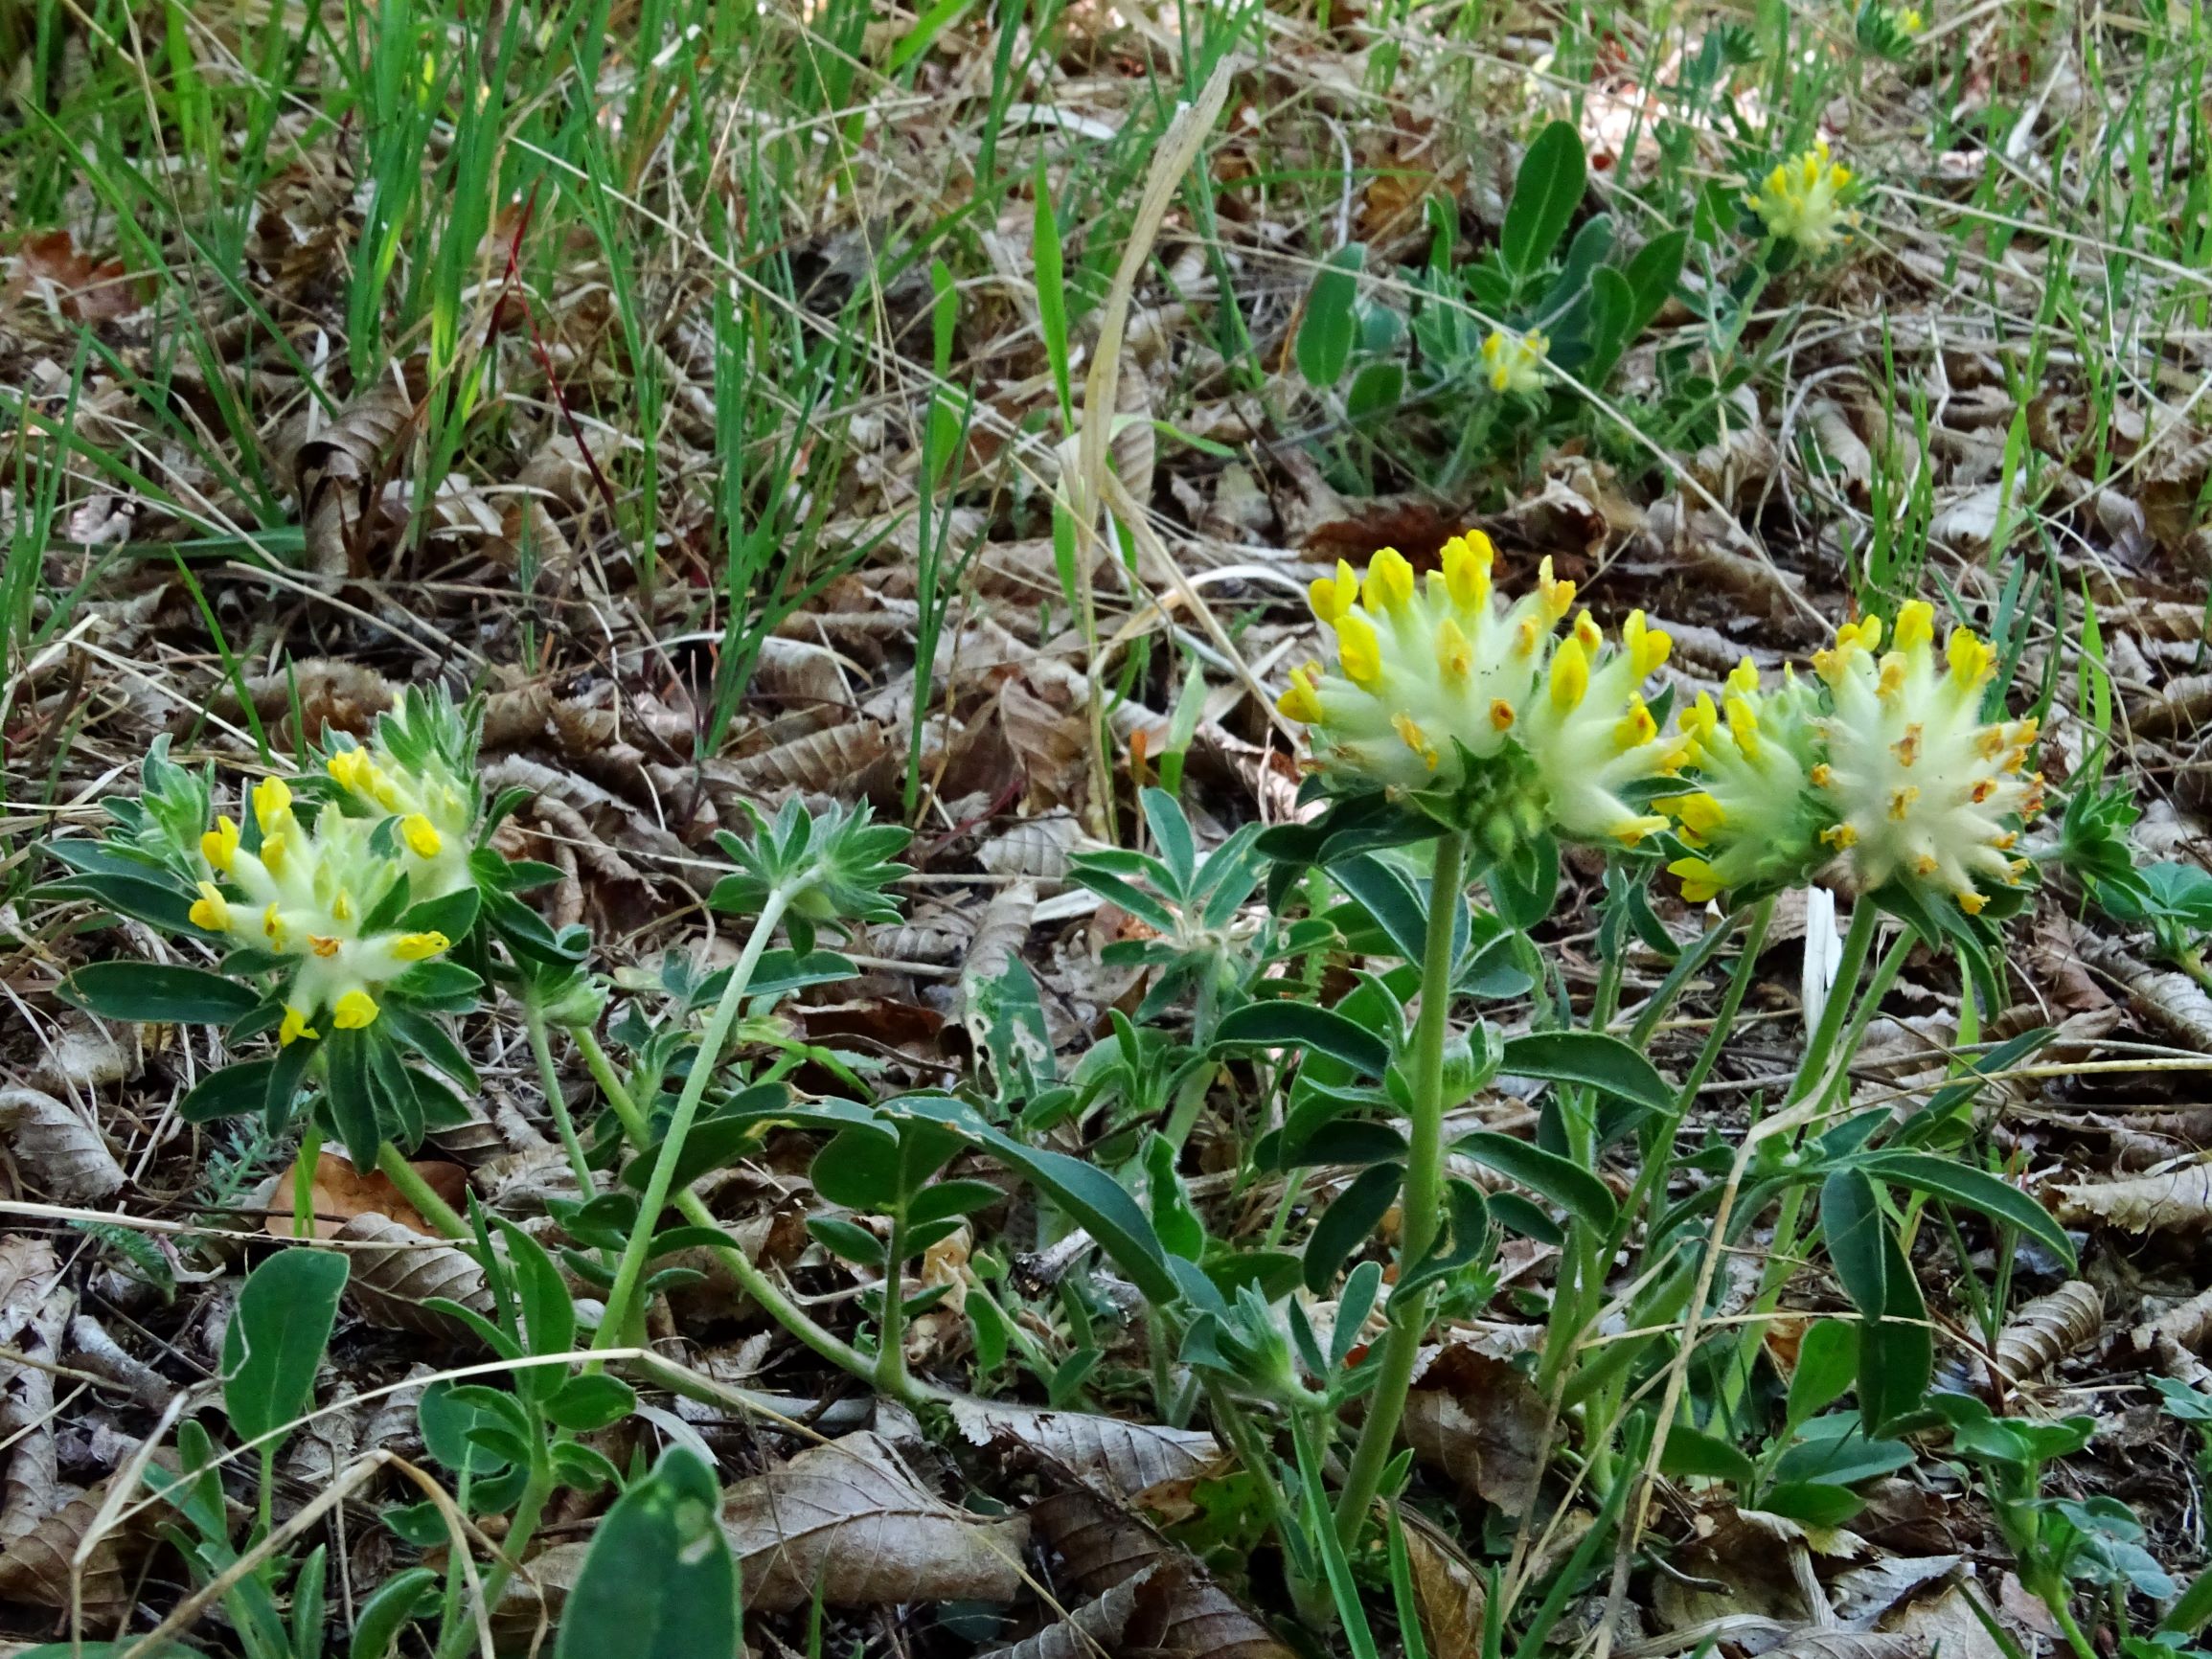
xmin=323 ymin=713 xmax=476 ymax=899
xmin=1813 ymin=600 xmax=2040 ymax=913
xmin=1748 ymin=138 xmax=1859 ymax=256
xmin=194 ymin=780 xmax=456 ymax=1041
xmin=1662 ymin=660 xmax=1832 ymax=903
xmin=1278 ymin=535 xmax=1687 ymax=852
xmin=1481 ymin=328 xmax=1550 ymax=397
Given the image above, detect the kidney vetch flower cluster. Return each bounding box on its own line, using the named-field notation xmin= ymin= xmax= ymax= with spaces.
xmin=1276 ymin=533 xmax=1689 ymax=854
xmin=191 ymin=776 xmax=452 ymax=1042
xmin=1662 ymin=601 xmax=2041 ymax=916
xmin=1748 ymin=139 xmax=1859 ymax=256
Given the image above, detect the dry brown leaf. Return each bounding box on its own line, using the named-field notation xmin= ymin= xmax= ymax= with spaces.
xmin=1767 ymin=1634 xmax=1928 ymax=1659
xmin=1401 ymin=1346 xmax=1549 ymax=1515
xmin=2051 ymin=1162 xmax=2212 ymax=1233
xmin=11 ymin=231 xmax=140 ymax=321
xmin=949 ymin=1399 xmax=1220 ymax=1499
xmin=294 ymin=383 xmax=416 ymax=580
xmin=964 ymin=879 xmax=1039 ymax=1001
xmin=976 ymin=1572 xmax=1151 ymax=1659
xmin=31 ymin=1018 xmax=134 ymax=1095
xmin=727 ymin=721 xmax=890 ymax=795
xmin=977 ymin=814 xmax=1090 ymax=890
xmin=1829 ymin=1556 xmax=1962 ymax=1625
xmin=1028 ymin=1489 xmax=1292 ymax=1659
xmin=331 ymin=1213 xmax=495 ymax=1336
xmin=265 ymin=1151 xmax=469 ymax=1239
xmin=2133 ymin=1284 xmax=2212 ymax=1384
xmin=1401 ymin=1511 xmax=1487 ymax=1659
xmin=0 ymin=1087 xmax=125 ymax=1201
xmin=718 ymin=1430 xmax=1026 ymax=1611
xmin=1991 ymin=1281 xmax=2103 ymax=1383
xmin=0 ymin=1481 xmax=138 ymax=1612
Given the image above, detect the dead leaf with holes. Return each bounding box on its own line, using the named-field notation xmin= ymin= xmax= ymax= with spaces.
xmin=2051 ymin=1162 xmax=2212 ymax=1233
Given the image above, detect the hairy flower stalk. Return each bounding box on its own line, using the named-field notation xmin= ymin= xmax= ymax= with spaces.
xmin=1748 ymin=139 xmax=1859 ymax=255
xmin=1278 ymin=534 xmax=1689 ymax=855
xmin=192 ymin=776 xmax=452 ymax=1042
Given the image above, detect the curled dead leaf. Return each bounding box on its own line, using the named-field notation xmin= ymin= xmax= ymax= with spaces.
xmin=294 ymin=383 xmax=416 ymax=581
xmin=1991 ymin=1281 xmax=2103 ymax=1384
xmin=2052 ymin=1162 xmax=2212 ymax=1233
xmin=0 ymin=1086 xmax=125 ymax=1202
xmin=1401 ymin=1346 xmax=1549 ymax=1515
xmin=0 ymin=1481 xmax=140 ymax=1612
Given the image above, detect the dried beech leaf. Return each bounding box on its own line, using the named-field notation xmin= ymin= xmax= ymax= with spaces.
xmin=2051 ymin=1163 xmax=2212 ymax=1233
xmin=977 ymin=815 xmax=1091 ymax=890
xmin=0 ymin=1481 xmax=137 ymax=1611
xmin=728 ymin=721 xmax=890 ymax=794
xmin=1767 ymin=1633 xmax=1928 ymax=1659
xmin=1125 ymin=1557 xmax=1295 ymax=1659
xmin=294 ymin=383 xmax=416 ymax=580
xmin=1029 ymin=1486 xmax=1174 ymax=1599
xmin=267 ymin=1152 xmax=470 ymax=1239
xmin=31 ymin=1018 xmax=134 ymax=1094
xmin=963 ymin=880 xmax=1038 ymax=1001
xmin=0 ymin=1086 xmax=125 ymax=1201
xmin=2133 ymin=1284 xmax=2212 ymax=1384
xmin=331 ymin=1213 xmax=495 ymax=1336
xmin=720 ymin=1430 xmax=1027 ymax=1611
xmin=1401 ymin=1511 xmax=1487 ymax=1659
xmin=1992 ymin=1282 xmax=2103 ymax=1383
xmin=1830 ymin=1556 xmax=1961 ymax=1625
xmin=1401 ymin=1346 xmax=1549 ymax=1515
xmin=975 ymin=1571 xmax=1151 ymax=1659
xmin=949 ymin=1399 xmax=1219 ymax=1498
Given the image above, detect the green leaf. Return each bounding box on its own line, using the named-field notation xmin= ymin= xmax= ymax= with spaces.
xmin=1760 ymin=1481 xmax=1864 ymax=1528
xmin=1658 ymin=1425 xmax=1755 ymax=1488
xmin=1215 ymin=1001 xmax=1390 ymax=1077
xmin=418 ymin=1379 xmax=513 ymax=1475
xmin=907 ymin=1179 xmax=1003 ymax=1228
xmin=2160 ymin=1562 xmax=2212 ymax=1636
xmin=1771 ymin=1417 xmax=1916 ymax=1485
xmin=222 ymin=1249 xmax=348 ymax=1449
xmin=180 ymin=1058 xmax=277 ymax=1124
xmin=810 ymin=1125 xmax=903 ymax=1211
xmin=1454 ymin=1129 xmax=1616 ymax=1231
xmin=1499 ymin=1030 xmax=1672 ymax=1116
xmin=1860 ymin=1226 xmax=1932 ymax=1434
xmin=808 ymin=1216 xmax=886 ymax=1266
xmin=399 ymin=885 xmax=479 ymax=943
xmin=1820 ymin=1167 xmax=1888 ymax=1318
xmin=545 ymin=1374 xmax=638 ymax=1434
xmin=349 ymin=1567 xmax=439 ymax=1659
xmin=554 ymin=1444 xmax=739 ymax=1659
xmin=322 ymin=1026 xmax=382 ymax=1170
xmin=1143 ymin=1133 xmax=1205 ymax=1262
xmin=494 ymin=1219 xmax=575 ymax=1385
xmin=1304 ymin=1162 xmax=1403 ymax=1293
xmin=1788 ymin=1318 xmax=1859 ymax=1429
xmin=889 ymin=1096 xmax=1179 ymax=1305
xmin=1855 ymin=1151 xmax=2076 ymax=1267
xmin=65 ymin=961 xmax=262 ymax=1025
xmin=1297 ymin=242 xmax=1365 ymax=388
xmin=1501 ymin=120 xmax=1586 ymax=276
xmin=1622 ymin=230 xmax=1687 ymax=332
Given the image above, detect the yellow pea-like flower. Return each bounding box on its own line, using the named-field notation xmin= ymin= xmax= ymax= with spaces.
xmin=399 ymin=814 xmax=443 ymax=858
xmin=279 ymin=1007 xmax=320 ymax=1046
xmin=331 ymin=989 xmax=379 ymax=1030
xmin=1661 ymin=663 xmax=1832 ymax=904
xmin=253 ymin=775 xmax=292 ymax=832
xmin=1747 ymin=138 xmax=1859 ymax=256
xmin=393 ymin=931 xmax=451 ymax=961
xmin=189 ymin=882 xmax=229 ymax=933
xmin=201 ymin=814 xmax=239 ymax=874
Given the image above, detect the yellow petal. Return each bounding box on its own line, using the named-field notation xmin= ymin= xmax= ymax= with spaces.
xmin=189 ymin=882 xmax=229 ymax=933
xmin=1336 ymin=610 xmax=1382 ymax=689
xmin=1435 ymin=615 xmax=1474 ymax=681
xmin=1893 ymin=599 xmax=1935 ymax=653
xmin=393 ymin=931 xmax=451 ymax=962
xmin=279 ymin=1006 xmax=320 ymax=1046
xmin=399 ymin=814 xmax=443 ymax=858
xmin=252 ymin=775 xmax=292 ymax=832
xmin=1364 ymin=547 xmax=1416 ymax=614
xmin=1549 ymin=636 xmax=1590 ymax=711
xmin=201 ymin=815 xmax=239 ymax=874
xmin=332 ymin=989 xmax=379 ymax=1030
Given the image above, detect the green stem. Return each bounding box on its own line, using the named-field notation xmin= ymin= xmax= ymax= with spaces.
xmin=374 ymin=1141 xmax=468 ymax=1239
xmin=570 ymin=1011 xmax=934 ymax=1401
xmin=593 ymin=885 xmax=794 ymax=1357
xmin=877 ymin=1211 xmax=910 ymax=1399
xmin=523 ymin=1002 xmax=598 ymax=1199
xmin=292 ymin=1126 xmax=321 ymax=1239
xmin=437 ymin=1461 xmax=553 ymax=1659
xmin=1332 ymin=829 xmax=1466 ymax=1550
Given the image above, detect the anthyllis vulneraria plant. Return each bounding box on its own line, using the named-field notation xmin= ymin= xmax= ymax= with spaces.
xmin=47 ymin=695 xmax=497 ymax=1239
xmin=1747 ymin=138 xmax=1860 ymax=257
xmin=1276 ymin=532 xmax=1687 ymax=857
